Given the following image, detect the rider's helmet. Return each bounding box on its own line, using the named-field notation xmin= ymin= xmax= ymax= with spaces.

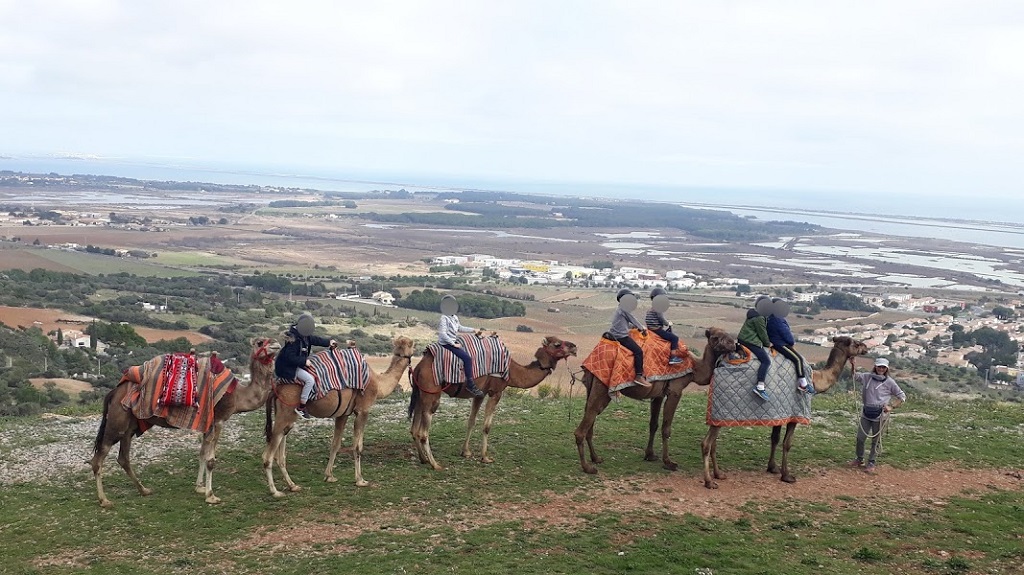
xmin=649 ymin=287 xmax=667 ymax=299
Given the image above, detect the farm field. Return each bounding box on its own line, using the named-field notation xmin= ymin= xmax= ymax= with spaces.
xmin=0 ymin=306 xmax=211 ymax=345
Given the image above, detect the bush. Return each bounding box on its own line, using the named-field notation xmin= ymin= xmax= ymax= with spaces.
xmin=516 ymin=325 xmax=534 ymax=332
xmin=537 ymin=384 xmax=560 ymax=399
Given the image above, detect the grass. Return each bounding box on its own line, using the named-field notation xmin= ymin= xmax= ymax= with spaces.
xmin=30 ymin=249 xmax=199 ymax=277
xmin=1 ymin=392 xmax=1022 ymax=574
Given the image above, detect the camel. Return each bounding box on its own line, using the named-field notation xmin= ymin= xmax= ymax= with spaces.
xmin=262 ymin=336 xmax=415 ymax=497
xmin=408 ymin=335 xmax=577 ymax=471
xmin=91 ymin=338 xmax=279 ymax=507
xmin=701 ymin=335 xmax=868 ymax=488
xmin=574 ymin=327 xmax=738 ymax=475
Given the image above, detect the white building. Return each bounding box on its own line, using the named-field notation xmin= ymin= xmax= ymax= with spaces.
xmin=371 ymin=291 xmax=396 ymax=306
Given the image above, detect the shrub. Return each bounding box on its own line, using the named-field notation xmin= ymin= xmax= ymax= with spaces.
xmin=516 ymin=325 xmax=534 ymax=332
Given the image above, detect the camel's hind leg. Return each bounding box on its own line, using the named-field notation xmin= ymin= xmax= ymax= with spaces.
xmin=324 ymin=414 xmax=350 ymax=483
xmin=477 ymin=391 xmax=502 ymax=464
xmin=416 ymin=395 xmax=444 ymax=471
xmin=779 ymin=422 xmax=798 ymax=483
xmin=410 ymin=406 xmax=429 ymax=464
xmin=644 ymin=396 xmax=664 ymax=462
xmin=573 ymin=380 xmax=611 ymax=474
xmin=263 ymin=406 xmax=299 ymax=498
xmin=461 ymin=393 xmax=486 ymax=459
xmin=351 ymin=410 xmax=370 ymax=487
xmin=701 ymin=426 xmax=725 ymax=489
xmin=115 ymin=434 xmax=152 ymax=497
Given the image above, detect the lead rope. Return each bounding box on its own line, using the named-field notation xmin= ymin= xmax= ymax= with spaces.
xmin=850 ymin=359 xmax=890 ymax=455
xmin=566 ymin=365 xmax=583 ymax=424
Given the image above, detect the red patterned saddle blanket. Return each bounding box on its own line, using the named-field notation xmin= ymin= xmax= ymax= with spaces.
xmin=158 ymin=352 xmax=199 ymax=407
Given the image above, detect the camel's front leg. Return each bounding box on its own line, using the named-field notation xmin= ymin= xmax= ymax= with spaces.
xmin=461 ymin=394 xmax=485 ymax=458
xmin=767 ymin=425 xmax=782 ymax=474
xmin=199 ymin=429 xmax=221 ymax=504
xmin=701 ymin=426 xmax=723 ymax=489
xmin=115 ymin=433 xmax=152 ymax=498
xmin=324 ymin=415 xmax=349 ymax=483
xmin=779 ymin=422 xmax=798 ymax=483
xmin=352 ymin=410 xmax=370 ymax=487
xmin=478 ymin=391 xmax=502 ymax=464
xmin=659 ymin=392 xmax=683 ymax=471
xmin=644 ymin=396 xmax=664 ymax=462
xmin=195 ymin=424 xmax=220 ymax=493
xmin=573 ymin=386 xmax=611 ymax=474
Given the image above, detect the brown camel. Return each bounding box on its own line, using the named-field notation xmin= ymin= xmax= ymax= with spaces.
xmin=701 ymin=335 xmax=868 ymax=488
xmin=192 ymin=338 xmax=281 ymax=494
xmin=408 ymin=335 xmax=577 ymax=471
xmin=262 ymin=336 xmax=415 ymax=497
xmin=91 ymin=339 xmax=279 ymax=507
xmin=573 ymin=327 xmax=737 ymax=475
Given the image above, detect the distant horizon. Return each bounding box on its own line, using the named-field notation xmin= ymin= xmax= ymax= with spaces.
xmin=2 ymin=154 xmax=1021 ymax=227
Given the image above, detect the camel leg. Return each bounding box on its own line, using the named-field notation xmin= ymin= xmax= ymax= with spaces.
xmin=767 ymin=425 xmax=782 ymax=474
xmin=352 ymin=410 xmax=370 ymax=487
xmin=644 ymin=396 xmax=664 ymax=462
xmin=462 ymin=394 xmax=485 ymax=458
xmin=263 ymin=409 xmax=298 ymax=497
xmin=200 ymin=428 xmax=221 ymax=504
xmin=478 ymin=391 xmax=502 ymax=464
xmin=419 ymin=396 xmax=444 ymax=471
xmin=659 ymin=392 xmax=683 ymax=471
xmin=324 ymin=415 xmax=349 ymax=483
xmin=701 ymin=426 xmax=723 ymax=489
xmin=410 ymin=406 xmax=429 ymax=464
xmin=573 ymin=384 xmax=612 ymax=474
xmin=779 ymin=422 xmax=798 ymax=483
xmin=115 ymin=434 xmax=152 ymax=498
xmin=276 ymin=430 xmax=301 ymax=492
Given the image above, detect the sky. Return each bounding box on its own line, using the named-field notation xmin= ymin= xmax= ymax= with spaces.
xmin=2 ymin=1 xmax=1023 ymax=204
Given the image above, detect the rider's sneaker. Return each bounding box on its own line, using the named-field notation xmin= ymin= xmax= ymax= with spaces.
xmin=668 ymin=356 xmax=684 ymax=365
xmin=633 ymin=375 xmax=652 ymax=387
xmin=753 ymin=387 xmax=769 ymax=401
xmin=295 ymin=407 xmax=311 ymax=419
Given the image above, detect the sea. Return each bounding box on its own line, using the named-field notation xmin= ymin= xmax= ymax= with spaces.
xmin=3 ymin=156 xmax=1023 ymax=251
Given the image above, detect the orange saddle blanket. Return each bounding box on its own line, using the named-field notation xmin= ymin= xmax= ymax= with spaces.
xmin=581 ymin=329 xmax=694 ymax=392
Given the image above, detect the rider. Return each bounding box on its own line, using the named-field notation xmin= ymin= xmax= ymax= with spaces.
xmin=274 ymin=313 xmax=336 ymax=419
xmin=437 ymin=294 xmax=485 ymax=397
xmin=609 ymin=288 xmax=651 ymax=387
xmin=645 ymin=287 xmax=684 ymax=365
xmin=766 ymin=297 xmax=812 ymax=394
xmin=738 ymin=295 xmax=773 ymax=400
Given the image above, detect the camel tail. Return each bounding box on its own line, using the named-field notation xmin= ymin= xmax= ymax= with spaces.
xmin=407 ymin=384 xmax=419 ymax=420
xmin=264 ymin=395 xmax=275 ymax=443
xmin=93 ymin=388 xmax=116 ymax=454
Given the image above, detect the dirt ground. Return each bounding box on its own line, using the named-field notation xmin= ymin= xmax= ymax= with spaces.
xmin=0 ymin=306 xmax=212 ymax=345
xmin=29 ymin=377 xmax=93 ymax=395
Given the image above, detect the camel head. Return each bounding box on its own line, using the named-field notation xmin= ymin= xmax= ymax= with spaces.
xmin=831 ymin=335 xmax=869 ymax=357
xmin=704 ymin=327 xmax=737 ymax=356
xmin=392 ymin=336 xmax=415 ymax=358
xmin=539 ymin=336 xmax=578 ymax=366
xmin=250 ymin=337 xmax=281 ymax=374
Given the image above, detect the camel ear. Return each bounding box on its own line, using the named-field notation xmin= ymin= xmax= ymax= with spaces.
xmin=705 ymin=329 xmax=711 ymax=338
xmin=541 ymin=337 xmax=549 ymax=347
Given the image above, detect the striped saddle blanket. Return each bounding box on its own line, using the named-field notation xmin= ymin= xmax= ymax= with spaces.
xmin=157 ymin=352 xmax=199 ymax=407
xmin=425 ymin=334 xmax=510 ymax=387
xmin=278 ymin=347 xmax=370 ymax=402
xmin=581 ymin=329 xmax=695 ymax=392
xmin=120 ymin=355 xmax=237 ymax=434
xmin=707 ymin=347 xmax=813 ymax=427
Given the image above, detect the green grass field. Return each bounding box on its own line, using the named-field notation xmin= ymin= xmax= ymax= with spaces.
xmin=30 ymin=249 xmax=200 ymax=277
xmin=1 ymin=391 xmax=1022 ymax=574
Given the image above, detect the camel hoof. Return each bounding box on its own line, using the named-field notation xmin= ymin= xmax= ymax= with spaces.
xmin=582 ymin=465 xmax=598 ymax=475
xmin=195 ymin=486 xmax=207 ymax=494
xmin=592 ymin=456 xmax=604 ymax=464
xmin=767 ymin=464 xmax=779 ymax=474
xmin=714 ymin=471 xmax=727 ymax=480
xmin=271 ymin=491 xmax=285 ymax=499
xmin=431 ymin=465 xmax=445 ymax=471
xmin=355 ymin=479 xmax=369 ymax=487
xmin=99 ymin=499 xmax=113 ymax=508
xmin=781 ymin=474 xmax=797 ymax=484
xmin=325 ymin=476 xmax=338 ymax=483
xmin=205 ymin=495 xmax=221 ymax=505
xmin=704 ymin=480 xmax=719 ymax=490
xmin=644 ymin=453 xmax=658 ymax=462
xmin=461 ymin=451 xmax=473 ymax=459
xmin=481 ymin=456 xmax=494 ymax=464
xmin=288 ymin=485 xmax=303 ymax=492
xmin=140 ymin=488 xmax=153 ymax=496
xmin=663 ymin=461 xmax=679 ymax=472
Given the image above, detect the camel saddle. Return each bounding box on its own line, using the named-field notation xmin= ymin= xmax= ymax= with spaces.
xmin=276 ymin=346 xmax=370 ymax=402
xmin=707 ymin=347 xmax=813 ymax=427
xmin=581 ymin=329 xmax=694 ymax=393
xmin=157 ymin=352 xmax=199 ymax=407
xmin=120 ymin=355 xmax=237 ymax=434
xmin=417 ymin=334 xmax=510 ymax=395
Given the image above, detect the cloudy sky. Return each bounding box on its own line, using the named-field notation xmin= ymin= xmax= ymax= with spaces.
xmin=2 ymin=1 xmax=1022 ymax=201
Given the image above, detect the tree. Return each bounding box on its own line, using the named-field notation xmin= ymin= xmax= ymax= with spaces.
xmin=565 ymin=271 xmax=574 ymax=286
xmin=992 ymin=306 xmax=1016 ymax=320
